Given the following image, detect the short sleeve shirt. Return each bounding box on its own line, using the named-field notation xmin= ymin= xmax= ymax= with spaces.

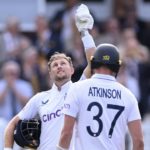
xmin=63 ymin=74 xmax=141 ymax=150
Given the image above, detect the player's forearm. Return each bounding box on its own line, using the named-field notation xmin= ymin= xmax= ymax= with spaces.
xmin=81 ymin=30 xmax=96 ymax=78
xmin=4 ymin=124 xmax=15 ymax=148
xmin=4 ymin=116 xmax=19 ymax=148
xmin=58 ymin=129 xmax=73 ymax=150
xmin=81 ymin=30 xmax=96 ymax=62
xmin=58 ymin=135 xmax=71 ymax=149
xmin=128 ymin=120 xmax=144 ymax=150
xmin=132 ymin=139 xmax=144 ymax=150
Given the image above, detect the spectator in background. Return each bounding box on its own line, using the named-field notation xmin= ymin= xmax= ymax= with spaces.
xmin=21 ymin=46 xmax=50 ymax=93
xmin=0 ymin=60 xmax=33 ymax=121
xmin=35 ymin=15 xmax=63 ymax=59
xmin=119 ymin=27 xmax=149 ymax=65
xmin=0 ymin=16 xmax=31 ymax=63
xmin=52 ymin=0 xmax=80 ymax=53
xmin=138 ymin=61 xmax=150 ymax=119
xmin=114 ymin=0 xmax=146 ymax=41
xmin=140 ymin=22 xmax=150 ymax=50
xmin=117 ymin=62 xmax=141 ymax=101
xmin=90 ymin=23 xmax=101 ymax=47
xmin=120 ymin=5 xmax=146 ymax=43
xmin=96 ymin=18 xmax=121 ymax=46
xmin=68 ymin=36 xmax=87 ymax=82
xmin=34 ymin=15 xmax=52 ymax=56
xmin=118 ymin=27 xmax=150 ymax=119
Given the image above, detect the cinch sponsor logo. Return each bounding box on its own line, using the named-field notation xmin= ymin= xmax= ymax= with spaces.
xmin=42 ymin=109 xmax=62 ymax=122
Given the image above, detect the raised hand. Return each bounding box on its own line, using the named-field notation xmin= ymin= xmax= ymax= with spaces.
xmin=75 ymin=4 xmax=94 ymax=32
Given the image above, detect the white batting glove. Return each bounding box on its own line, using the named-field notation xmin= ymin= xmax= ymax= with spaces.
xmin=75 ymin=4 xmax=94 ymax=32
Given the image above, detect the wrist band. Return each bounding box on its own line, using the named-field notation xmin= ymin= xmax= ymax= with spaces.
xmin=81 ymin=31 xmax=96 ymax=50
xmin=4 ymin=148 xmax=13 ymax=150
xmin=80 ymin=30 xmax=89 ymax=37
xmin=56 ymin=145 xmax=68 ymax=150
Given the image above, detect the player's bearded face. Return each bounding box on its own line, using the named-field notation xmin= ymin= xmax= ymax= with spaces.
xmin=50 ymin=58 xmax=74 ymax=82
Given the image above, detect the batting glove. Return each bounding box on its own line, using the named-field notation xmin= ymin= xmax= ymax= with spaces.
xmin=75 ymin=4 xmax=94 ymax=32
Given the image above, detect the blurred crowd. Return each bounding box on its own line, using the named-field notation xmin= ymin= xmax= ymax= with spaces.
xmin=0 ymin=0 xmax=150 ymax=149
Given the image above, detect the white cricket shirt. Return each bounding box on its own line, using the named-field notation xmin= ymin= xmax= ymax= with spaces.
xmin=63 ymin=74 xmax=141 ymax=150
xmin=18 ymin=81 xmax=72 ymax=150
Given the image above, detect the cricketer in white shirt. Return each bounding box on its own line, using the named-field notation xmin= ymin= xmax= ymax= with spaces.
xmin=62 ymin=74 xmax=141 ymax=150
xmin=18 ymin=81 xmax=72 ymax=150
xmin=4 ymin=4 xmax=98 ymax=150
